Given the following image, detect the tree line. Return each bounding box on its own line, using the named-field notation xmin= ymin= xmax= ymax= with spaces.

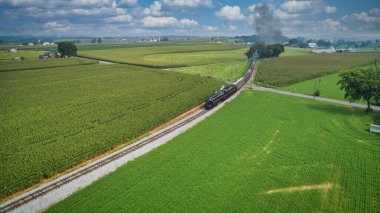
xmin=245 ymin=42 xmax=285 ymax=60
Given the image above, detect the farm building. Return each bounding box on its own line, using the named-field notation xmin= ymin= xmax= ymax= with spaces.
xmin=39 ymin=52 xmax=61 ymax=59
xmin=8 ymin=48 xmax=17 ymax=52
xmin=308 ymin=43 xmax=318 ymax=49
xmin=312 ymin=47 xmax=336 ymax=54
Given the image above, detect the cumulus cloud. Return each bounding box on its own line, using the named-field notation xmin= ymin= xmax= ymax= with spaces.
xmin=227 ymin=25 xmax=237 ymax=31
xmin=274 ymin=9 xmax=299 ymax=20
xmin=324 ymin=6 xmax=337 ymax=14
xmin=281 ymin=0 xmax=324 ymax=13
xmin=142 ymin=16 xmax=198 ymax=28
xmin=119 ymin=0 xmax=137 ymax=5
xmin=143 ymin=1 xmax=162 ymax=16
xmin=203 ymin=25 xmax=218 ymax=32
xmin=215 ymin=5 xmax=246 ymax=21
xmin=162 ymin=0 xmax=212 ymax=8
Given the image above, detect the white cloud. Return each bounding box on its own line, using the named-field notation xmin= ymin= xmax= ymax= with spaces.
xmin=104 ymin=14 xmax=133 ymax=23
xmin=143 ymin=1 xmax=162 ymax=16
xmin=142 ymin=16 xmax=198 ymax=28
xmin=322 ymin=18 xmax=343 ymax=31
xmin=119 ymin=0 xmax=137 ymax=5
xmin=352 ymin=12 xmax=377 ymax=23
xmin=248 ymin=4 xmax=257 ymax=13
xmin=162 ymin=0 xmax=212 ymax=8
xmin=227 ymin=25 xmax=237 ymax=31
xmin=43 ymin=21 xmax=72 ymax=32
xmin=215 ymin=5 xmax=245 ymax=21
xmin=324 ymin=6 xmax=337 ymax=14
xmin=274 ymin=9 xmax=299 ymax=20
xmin=369 ymin=8 xmax=380 ymax=16
xmin=203 ymin=25 xmax=217 ymax=32
xmin=281 ymin=1 xmax=319 ymax=13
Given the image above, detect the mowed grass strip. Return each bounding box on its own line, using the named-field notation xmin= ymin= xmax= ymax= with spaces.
xmin=0 ymin=64 xmax=221 ymax=198
xmin=256 ymin=53 xmax=380 ymax=87
xmin=47 ymin=91 xmax=380 ymax=212
xmin=172 ymin=60 xmax=250 ymax=81
xmin=79 ymin=43 xmax=247 ymax=68
xmin=0 ymin=58 xmax=97 ymax=72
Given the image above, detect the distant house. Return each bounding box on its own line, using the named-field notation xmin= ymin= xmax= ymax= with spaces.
xmin=308 ymin=43 xmax=318 ymax=49
xmin=8 ymin=48 xmax=17 ymax=52
xmin=28 ymin=43 xmax=34 ymax=46
xmin=39 ymin=51 xmax=61 ymax=59
xmin=42 ymin=42 xmax=50 ymax=46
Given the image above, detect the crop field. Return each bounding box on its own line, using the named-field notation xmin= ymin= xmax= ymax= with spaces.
xmin=0 ymin=64 xmax=221 ymax=198
xmin=79 ymin=43 xmax=247 ymax=68
xmin=172 ymin=60 xmax=250 ymax=81
xmin=256 ymin=53 xmax=380 ymax=87
xmin=280 ymin=47 xmax=311 ymax=57
xmin=0 ymin=58 xmax=97 ymax=72
xmin=0 ymin=50 xmax=44 ymax=60
xmin=47 ymin=91 xmax=380 ymax=212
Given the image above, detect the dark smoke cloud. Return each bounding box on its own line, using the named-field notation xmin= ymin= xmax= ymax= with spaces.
xmin=253 ymin=4 xmax=282 ymax=43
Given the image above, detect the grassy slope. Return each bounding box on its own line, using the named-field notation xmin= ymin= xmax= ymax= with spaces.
xmin=256 ymin=53 xmax=380 ymax=87
xmin=0 ymin=58 xmax=97 ymax=72
xmin=172 ymin=60 xmax=250 ymax=81
xmin=282 ymin=73 xmax=344 ymax=99
xmin=79 ymin=44 xmax=247 ymax=68
xmin=48 ymin=91 xmax=380 ymax=212
xmin=0 ymin=64 xmax=222 ymax=198
xmin=0 ymin=50 xmax=44 ymax=60
xmin=280 ymin=47 xmax=311 ymax=57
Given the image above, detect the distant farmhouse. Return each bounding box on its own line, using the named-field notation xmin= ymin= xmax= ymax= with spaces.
xmin=8 ymin=48 xmax=17 ymax=52
xmin=308 ymin=42 xmax=318 ymax=49
xmin=39 ymin=51 xmax=61 ymax=59
xmin=42 ymin=42 xmax=55 ymax=46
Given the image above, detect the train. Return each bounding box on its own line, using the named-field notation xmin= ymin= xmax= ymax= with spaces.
xmin=205 ymin=60 xmax=256 ymax=110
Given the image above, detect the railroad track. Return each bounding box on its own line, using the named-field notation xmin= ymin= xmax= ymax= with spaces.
xmin=0 ymin=109 xmax=208 ymax=213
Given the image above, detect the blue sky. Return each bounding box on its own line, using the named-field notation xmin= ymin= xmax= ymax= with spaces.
xmin=0 ymin=0 xmax=379 ymax=39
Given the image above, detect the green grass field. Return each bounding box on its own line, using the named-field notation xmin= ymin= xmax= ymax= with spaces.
xmin=0 ymin=58 xmax=97 ymax=72
xmin=0 ymin=50 xmax=44 ymax=60
xmin=47 ymin=91 xmax=380 ymax=212
xmin=256 ymin=53 xmax=380 ymax=87
xmin=280 ymin=47 xmax=311 ymax=57
xmin=356 ymin=48 xmax=380 ymax=53
xmin=282 ymin=73 xmax=344 ymax=99
xmin=79 ymin=43 xmax=247 ymax=68
xmin=0 ymin=64 xmax=221 ymax=198
xmin=172 ymin=60 xmax=250 ymax=81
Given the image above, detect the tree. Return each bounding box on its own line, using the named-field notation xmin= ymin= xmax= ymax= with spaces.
xmin=289 ymin=38 xmax=298 ymax=46
xmin=161 ymin=37 xmax=169 ymax=42
xmin=58 ymin=41 xmax=78 ymax=57
xmin=246 ymin=42 xmax=284 ymax=59
xmin=97 ymin=37 xmax=102 ymax=43
xmin=91 ymin=38 xmax=97 ymax=43
xmin=337 ymin=61 xmax=380 ymax=112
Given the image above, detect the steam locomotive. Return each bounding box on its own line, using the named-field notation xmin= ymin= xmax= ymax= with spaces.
xmin=205 ymin=60 xmax=255 ymax=110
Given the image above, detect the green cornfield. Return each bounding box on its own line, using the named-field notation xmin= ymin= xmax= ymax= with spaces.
xmin=256 ymin=53 xmax=380 ymax=87
xmin=0 ymin=64 xmax=222 ymax=198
